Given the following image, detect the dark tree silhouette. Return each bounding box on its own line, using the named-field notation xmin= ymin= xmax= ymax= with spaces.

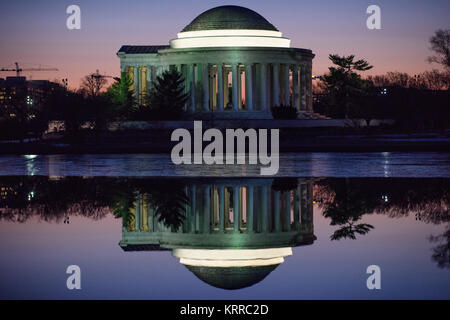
xmin=427 ymin=29 xmax=450 ymax=70
xmin=104 ymin=73 xmax=135 ymax=119
xmin=429 ymin=224 xmax=450 ymax=269
xmin=80 ymin=71 xmax=108 ymax=98
xmin=145 ymin=69 xmax=188 ymax=120
xmin=321 ymin=54 xmax=373 ymax=118
xmin=314 ymin=178 xmax=450 ymax=241
xmin=146 ymin=181 xmax=189 ymax=231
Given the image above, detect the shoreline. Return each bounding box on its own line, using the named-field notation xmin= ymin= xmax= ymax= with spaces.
xmin=1 ymin=135 xmax=449 ymax=154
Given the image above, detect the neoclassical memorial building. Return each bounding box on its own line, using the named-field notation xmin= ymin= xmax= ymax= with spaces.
xmin=119 ymin=178 xmax=316 ymax=290
xmin=117 ymin=5 xmax=315 ymax=119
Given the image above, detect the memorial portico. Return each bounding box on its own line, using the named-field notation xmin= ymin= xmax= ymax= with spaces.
xmin=122 ymin=178 xmax=314 ymax=237
xmin=117 ymin=5 xmax=314 ymax=119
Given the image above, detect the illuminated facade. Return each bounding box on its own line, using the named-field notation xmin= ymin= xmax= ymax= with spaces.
xmin=117 ymin=5 xmax=314 ymax=119
xmin=119 ymin=178 xmax=316 ymax=290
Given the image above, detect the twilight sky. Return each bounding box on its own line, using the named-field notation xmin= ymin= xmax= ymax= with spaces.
xmin=0 ymin=0 xmax=449 ymax=89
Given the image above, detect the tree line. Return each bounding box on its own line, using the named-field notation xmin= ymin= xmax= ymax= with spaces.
xmin=314 ymin=29 xmax=450 ymax=130
xmin=0 ymin=68 xmax=187 ymax=141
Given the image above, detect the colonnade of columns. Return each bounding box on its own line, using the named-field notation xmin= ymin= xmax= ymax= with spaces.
xmin=127 ymin=193 xmax=173 ymax=233
xmin=123 ymin=62 xmax=313 ymax=114
xmin=127 ymin=182 xmax=314 ymax=234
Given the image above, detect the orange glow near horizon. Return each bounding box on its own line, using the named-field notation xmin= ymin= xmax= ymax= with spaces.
xmin=1 ymin=1 xmax=448 ymax=89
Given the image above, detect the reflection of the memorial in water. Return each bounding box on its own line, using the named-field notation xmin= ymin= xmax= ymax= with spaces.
xmin=1 ymin=176 xmax=448 ymax=289
xmin=120 ymin=178 xmax=316 ymax=290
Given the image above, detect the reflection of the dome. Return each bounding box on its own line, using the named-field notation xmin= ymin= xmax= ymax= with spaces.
xmin=120 ymin=178 xmax=316 ymax=290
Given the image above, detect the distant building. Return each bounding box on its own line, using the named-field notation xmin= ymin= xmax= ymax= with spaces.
xmin=0 ymin=76 xmax=61 ymax=119
xmin=117 ymin=5 xmax=315 ymax=119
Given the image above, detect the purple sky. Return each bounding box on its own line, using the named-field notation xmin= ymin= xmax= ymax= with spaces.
xmin=0 ymin=0 xmax=449 ymax=89
xmin=0 ymin=208 xmax=448 ymax=299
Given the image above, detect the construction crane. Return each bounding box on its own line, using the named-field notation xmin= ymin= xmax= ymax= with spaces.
xmin=91 ymin=69 xmax=120 ymax=83
xmin=0 ymin=62 xmax=58 ymax=77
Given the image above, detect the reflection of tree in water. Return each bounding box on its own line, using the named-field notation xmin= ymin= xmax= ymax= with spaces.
xmin=314 ymin=178 xmax=450 ymax=268
xmin=0 ymin=177 xmax=189 ymax=231
xmin=0 ymin=177 xmax=190 ymax=232
xmin=314 ymin=179 xmax=376 ymax=240
xmin=108 ymin=179 xmax=189 ymax=231
xmin=314 ymin=178 xmax=450 ymax=242
xmin=132 ymin=179 xmax=189 ymax=232
xmin=0 ymin=177 xmax=112 ymax=223
xmin=429 ymin=224 xmax=450 ymax=269
xmin=330 ymin=223 xmax=374 ymax=241
xmin=1 ymin=177 xmax=448 ymax=266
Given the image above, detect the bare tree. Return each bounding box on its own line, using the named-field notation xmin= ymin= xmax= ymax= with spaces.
xmin=367 ymin=70 xmax=449 ymax=90
xmin=386 ymin=71 xmax=411 ymax=87
xmin=427 ymin=29 xmax=450 ymax=70
xmin=80 ymin=70 xmax=108 ymax=98
xmin=420 ymin=70 xmax=450 ymax=90
xmin=366 ymin=74 xmax=390 ymax=87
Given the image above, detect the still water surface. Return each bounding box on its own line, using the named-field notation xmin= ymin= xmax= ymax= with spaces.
xmin=0 ymin=152 xmax=449 ymax=299
xmin=0 ymin=174 xmax=448 ymax=299
xmin=0 ymin=152 xmax=448 ymax=177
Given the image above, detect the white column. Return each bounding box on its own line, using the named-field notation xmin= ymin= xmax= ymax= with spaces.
xmin=294 ymin=185 xmax=300 ymax=230
xmin=190 ymin=185 xmax=196 ymax=233
xmin=293 ymin=65 xmax=300 ymax=110
xmin=211 ymin=67 xmax=216 ymax=109
xmin=203 ymin=187 xmax=210 ymax=233
xmin=272 ymin=63 xmax=280 ymax=106
xmin=146 ymin=65 xmax=152 ymax=92
xmin=219 ymin=186 xmax=225 ymax=232
xmin=238 ymin=67 xmax=243 ymax=109
xmin=189 ymin=64 xmax=196 ymax=112
xmin=300 ymin=64 xmax=307 ymax=111
xmin=283 ymin=64 xmax=290 ymax=106
xmin=284 ymin=191 xmax=291 ymax=231
xmin=223 ymin=68 xmax=229 ymax=108
xmin=307 ymin=64 xmax=313 ymax=112
xmin=202 ymin=63 xmax=209 ymax=111
xmin=307 ymin=183 xmax=313 ymax=223
xmin=245 ymin=64 xmax=253 ymax=111
xmin=274 ymin=191 xmax=281 ymax=232
xmin=150 ymin=65 xmax=156 ymax=84
xmin=300 ymin=183 xmax=307 ymax=222
xmin=233 ymin=186 xmax=240 ymax=232
xmin=135 ymin=195 xmax=141 ymax=232
xmin=180 ymin=65 xmax=189 ymax=111
xmin=262 ymin=186 xmax=269 ymax=232
xmin=260 ymin=63 xmax=268 ymax=111
xmin=134 ymin=66 xmax=139 ymax=103
xmin=217 ymin=64 xmax=224 ymax=111
xmin=232 ymin=64 xmax=239 ymax=111
xmin=247 ymin=185 xmax=254 ymax=232
xmin=149 ymin=207 xmax=154 ymax=232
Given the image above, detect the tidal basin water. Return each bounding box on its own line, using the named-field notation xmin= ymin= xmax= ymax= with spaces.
xmin=0 ymin=152 xmax=448 ymax=177
xmin=0 ymin=152 xmax=449 ymax=299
